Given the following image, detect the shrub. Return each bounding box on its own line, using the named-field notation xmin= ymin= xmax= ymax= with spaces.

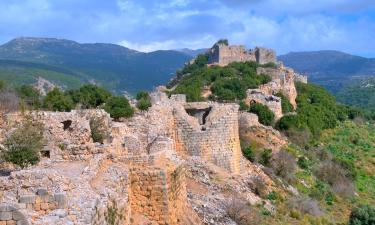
xmin=259 ymin=149 xmax=272 ymax=166
xmin=284 ymin=128 xmax=312 ymax=148
xmin=242 ymin=146 xmax=255 ymax=162
xmin=271 ymin=150 xmax=297 ymax=183
xmin=136 ymin=91 xmax=152 ymax=111
xmin=104 ymin=96 xmax=134 ymax=120
xmin=349 ymin=205 xmax=375 ymax=225
xmin=288 ymin=197 xmax=323 ymax=217
xmin=249 ymin=176 xmax=268 ymax=198
xmin=68 ymin=84 xmax=112 ymax=109
xmin=17 ymin=85 xmax=41 ymax=109
xmin=0 ymin=91 xmax=20 ymax=113
xmin=90 ymin=117 xmax=109 ymax=144
xmin=249 ymin=103 xmax=275 ymax=126
xmin=43 ymin=88 xmax=74 ymax=112
xmin=275 ymin=92 xmax=294 ymax=113
xmin=2 ymin=117 xmax=44 ymax=168
xmin=297 ymin=156 xmax=309 ymax=169
xmin=224 ymin=196 xmax=261 ymax=225
xmin=315 ymin=160 xmax=355 ymax=197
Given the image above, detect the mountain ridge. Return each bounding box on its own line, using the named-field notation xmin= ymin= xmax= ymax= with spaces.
xmin=0 ymin=37 xmax=192 ymax=94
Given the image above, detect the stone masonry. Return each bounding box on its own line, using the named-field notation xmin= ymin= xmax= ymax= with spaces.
xmin=207 ymin=42 xmax=276 ymax=66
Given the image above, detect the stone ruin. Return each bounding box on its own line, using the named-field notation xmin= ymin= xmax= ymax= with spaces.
xmin=207 ymin=42 xmax=276 ymax=66
xmin=0 ymin=90 xmax=251 ymax=224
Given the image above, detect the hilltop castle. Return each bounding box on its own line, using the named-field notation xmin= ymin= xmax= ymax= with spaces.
xmin=207 ymin=42 xmax=277 ymax=66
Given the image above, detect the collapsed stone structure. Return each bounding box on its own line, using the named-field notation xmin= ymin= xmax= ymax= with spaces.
xmin=207 ymin=42 xmax=276 ymax=66
xmin=1 ymin=90 xmax=264 ymax=225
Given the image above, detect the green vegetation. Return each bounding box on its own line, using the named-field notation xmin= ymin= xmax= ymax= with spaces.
xmin=173 ymin=57 xmax=271 ymax=102
xmin=337 ymin=78 xmax=375 ymax=120
xmin=43 ymin=88 xmax=74 ymax=112
xmin=349 ymin=205 xmax=375 ymax=225
xmin=1 ymin=117 xmax=44 ymax=168
xmin=241 ymin=145 xmax=255 ymax=162
xmin=104 ymin=96 xmax=134 ymax=120
xmin=17 ymin=85 xmax=41 ymax=109
xmin=276 ymin=82 xmax=355 ymax=138
xmin=69 ymin=84 xmax=112 ymax=109
xmin=275 ymin=92 xmax=294 ymax=113
xmin=136 ymin=91 xmax=152 ymax=110
xmin=249 ymin=102 xmax=275 ymax=126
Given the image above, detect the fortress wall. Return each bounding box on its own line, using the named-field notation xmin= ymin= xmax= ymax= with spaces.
xmin=174 ymin=103 xmax=242 ymax=174
xmin=129 ymin=163 xmax=188 ymax=225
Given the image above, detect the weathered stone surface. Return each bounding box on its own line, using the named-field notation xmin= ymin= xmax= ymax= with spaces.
xmin=0 ymin=211 xmax=12 ymax=220
xmin=207 ymin=42 xmax=276 ymax=66
xmin=18 ymin=196 xmax=35 ymax=204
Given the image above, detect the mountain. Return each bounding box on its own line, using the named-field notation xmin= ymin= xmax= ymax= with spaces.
xmin=175 ymin=48 xmax=208 ymax=57
xmin=278 ymin=50 xmax=375 ymax=93
xmin=0 ymin=37 xmax=192 ymax=94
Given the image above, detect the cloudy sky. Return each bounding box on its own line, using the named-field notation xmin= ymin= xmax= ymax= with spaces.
xmin=0 ymin=0 xmax=374 ymax=56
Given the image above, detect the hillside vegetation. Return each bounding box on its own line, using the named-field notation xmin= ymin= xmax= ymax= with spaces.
xmin=172 ymin=54 xmax=273 ymax=101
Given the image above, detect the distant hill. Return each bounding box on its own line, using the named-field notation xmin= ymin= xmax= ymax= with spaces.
xmin=0 ymin=37 xmax=192 ymax=94
xmin=278 ymin=50 xmax=375 ymax=93
xmin=336 ymin=77 xmax=375 ymax=114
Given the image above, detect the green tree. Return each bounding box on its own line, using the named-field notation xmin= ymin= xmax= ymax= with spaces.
xmin=69 ymin=84 xmax=111 ymax=109
xmin=104 ymin=96 xmax=134 ymax=120
xmin=43 ymin=88 xmax=74 ymax=112
xmin=349 ymin=205 xmax=375 ymax=225
xmin=2 ymin=118 xmax=44 ymax=168
xmin=136 ymin=91 xmax=152 ymax=111
xmin=275 ymin=92 xmax=293 ymax=113
xmin=249 ymin=103 xmax=275 ymax=126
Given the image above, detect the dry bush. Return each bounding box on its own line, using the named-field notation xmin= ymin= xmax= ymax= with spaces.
xmin=284 ymin=128 xmax=312 ymax=149
xmin=288 ymin=197 xmax=323 ymax=217
xmin=249 ymin=176 xmax=268 ymax=198
xmin=0 ymin=91 xmax=20 ymax=113
xmin=271 ymin=150 xmax=297 ymax=183
xmin=224 ymin=196 xmax=261 ymax=225
xmin=315 ymin=160 xmax=355 ymax=197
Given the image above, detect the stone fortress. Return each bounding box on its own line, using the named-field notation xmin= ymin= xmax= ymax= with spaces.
xmin=0 ymin=41 xmax=307 ymax=225
xmin=207 ymin=42 xmax=277 ymax=66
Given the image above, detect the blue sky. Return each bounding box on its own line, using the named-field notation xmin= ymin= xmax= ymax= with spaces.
xmin=0 ymin=0 xmax=375 ymax=57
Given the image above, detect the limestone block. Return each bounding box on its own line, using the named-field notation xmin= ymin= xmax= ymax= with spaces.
xmin=12 ymin=211 xmax=25 ymax=221
xmin=36 ymin=188 xmax=48 ymax=196
xmin=0 ymin=211 xmax=12 ymax=220
xmin=6 ymin=221 xmax=16 ymax=225
xmin=18 ymin=196 xmax=35 ymax=204
xmin=53 ymin=193 xmax=67 ymax=209
xmin=16 ymin=220 xmax=29 ymax=225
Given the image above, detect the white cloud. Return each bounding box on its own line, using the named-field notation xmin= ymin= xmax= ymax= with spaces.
xmin=119 ymin=35 xmax=217 ymax=52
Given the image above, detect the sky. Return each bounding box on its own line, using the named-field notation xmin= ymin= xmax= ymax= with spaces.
xmin=0 ymin=0 xmax=375 ymax=57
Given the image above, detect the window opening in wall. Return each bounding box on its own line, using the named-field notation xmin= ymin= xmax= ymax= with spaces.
xmin=61 ymin=120 xmax=72 ymax=131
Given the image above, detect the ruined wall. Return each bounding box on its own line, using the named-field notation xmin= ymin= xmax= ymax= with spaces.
xmin=130 ymin=163 xmax=189 ymax=225
xmin=207 ymin=43 xmax=276 ymax=67
xmin=0 ymin=203 xmax=29 ymax=225
xmin=246 ymin=89 xmax=283 ymax=120
xmin=174 ymin=102 xmax=242 ymax=174
xmin=257 ymin=66 xmax=298 ymax=109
